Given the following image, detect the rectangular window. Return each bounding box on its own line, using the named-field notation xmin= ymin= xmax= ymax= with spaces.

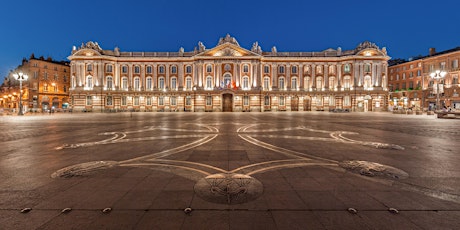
xmin=159 ymin=97 xmax=164 ymax=105
xmin=206 ymin=96 xmax=212 ymax=106
xmin=243 ymin=96 xmax=249 ymax=106
xmin=264 ymin=96 xmax=270 ymax=106
xmin=409 ymin=81 xmax=414 ymax=89
xmin=146 ymin=97 xmax=152 ymax=106
xmin=279 ymin=66 xmax=285 ymax=74
xmin=87 ymin=64 xmax=92 ymax=72
xmin=122 ymin=66 xmax=128 ymax=73
xmin=34 ymin=71 xmax=38 ymax=79
xmin=44 ymin=72 xmax=48 ymax=80
xmin=86 ymin=96 xmax=92 ymax=106
xmin=106 ymin=96 xmax=113 ymax=106
xmin=171 ymin=66 xmax=177 ymax=74
xmin=159 ymin=66 xmax=165 ymax=74
xmin=134 ymin=66 xmax=140 ymax=74
xmin=279 ymin=96 xmax=285 ymax=106
xmin=134 ymin=96 xmax=139 ymax=106
xmin=452 ymin=60 xmax=459 ymax=69
xmin=171 ymin=96 xmax=177 ymax=106
xmin=121 ymin=96 xmax=127 ymax=106
xmin=186 ymin=96 xmax=191 ymax=106
xmin=146 ymin=66 xmax=152 ymax=73
xmin=291 ymin=66 xmax=297 ymax=74
xmin=417 ymin=70 xmax=421 ymax=77
xmin=344 ymin=96 xmax=351 ymax=106
xmin=186 ymin=66 xmax=192 ymax=73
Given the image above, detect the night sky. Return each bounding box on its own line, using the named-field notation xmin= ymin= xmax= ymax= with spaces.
xmin=1 ymin=0 xmax=459 ymax=78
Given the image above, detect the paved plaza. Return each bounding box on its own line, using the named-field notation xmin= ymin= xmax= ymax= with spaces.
xmin=0 ymin=112 xmax=459 ymax=229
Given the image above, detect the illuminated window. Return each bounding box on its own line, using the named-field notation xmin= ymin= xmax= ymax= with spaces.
xmin=186 ymin=96 xmax=191 ymax=106
xmin=264 ymin=96 xmax=270 ymax=106
xmin=146 ymin=77 xmax=152 ymax=90
xmin=329 ymin=77 xmax=335 ymax=89
xmin=242 ymin=76 xmax=249 ymax=89
xmin=134 ymin=77 xmax=140 ymax=90
xmin=171 ymin=77 xmax=177 ymax=90
xmin=86 ymin=96 xmax=92 ymax=105
xmin=291 ymin=77 xmax=297 ymax=90
xmin=146 ymin=97 xmax=152 ymax=106
xmin=243 ymin=95 xmax=249 ymax=106
xmin=171 ymin=96 xmax=177 ymax=106
xmin=159 ymin=77 xmax=165 ymax=89
xmin=186 ymin=77 xmax=192 ymax=90
xmin=206 ymin=76 xmax=212 ymax=89
xmin=134 ymin=96 xmax=139 ymax=106
xmin=121 ymin=96 xmax=127 ymax=106
xmin=106 ymin=96 xmax=113 ymax=106
xmin=279 ymin=96 xmax=285 ymax=106
xmin=344 ymin=64 xmax=351 ymax=73
xmin=122 ymin=77 xmax=128 ymax=90
xmin=279 ymin=77 xmax=285 ymax=90
xmin=86 ymin=76 xmax=93 ymax=88
xmin=158 ymin=96 xmax=164 ymax=105
xmin=206 ymin=96 xmax=212 ymax=106
xmin=263 ymin=77 xmax=270 ymax=90
xmin=316 ymin=77 xmax=322 ymax=89
xmin=106 ymin=76 xmax=113 ymax=89
xmin=343 ymin=76 xmax=351 ymax=89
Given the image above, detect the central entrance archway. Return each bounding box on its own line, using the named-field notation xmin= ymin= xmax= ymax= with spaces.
xmin=222 ymin=94 xmax=233 ymax=112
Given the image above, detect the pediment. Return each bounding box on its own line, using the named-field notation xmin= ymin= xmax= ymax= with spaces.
xmin=71 ymin=48 xmax=102 ymax=57
xmin=197 ymin=43 xmax=260 ymax=57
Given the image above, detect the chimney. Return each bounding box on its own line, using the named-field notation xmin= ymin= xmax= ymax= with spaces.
xmin=429 ymin=48 xmax=436 ymax=56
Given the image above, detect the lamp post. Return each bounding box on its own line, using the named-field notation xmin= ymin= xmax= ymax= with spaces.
xmin=430 ymin=70 xmax=447 ymax=111
xmin=13 ymin=72 xmax=29 ymax=115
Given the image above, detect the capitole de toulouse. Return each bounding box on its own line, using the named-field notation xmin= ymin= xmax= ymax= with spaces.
xmin=68 ymin=34 xmax=390 ymax=113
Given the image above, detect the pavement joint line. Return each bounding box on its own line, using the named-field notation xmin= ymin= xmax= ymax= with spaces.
xmin=4 ymin=208 xmax=460 ymax=212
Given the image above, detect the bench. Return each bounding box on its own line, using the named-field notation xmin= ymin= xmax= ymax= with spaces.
xmin=436 ymin=112 xmax=460 ymax=119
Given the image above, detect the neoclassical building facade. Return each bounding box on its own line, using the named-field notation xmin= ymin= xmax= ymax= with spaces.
xmin=68 ymin=35 xmax=390 ymax=112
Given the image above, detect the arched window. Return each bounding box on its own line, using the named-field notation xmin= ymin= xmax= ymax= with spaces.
xmin=242 ymin=76 xmax=249 ymax=89
xmin=106 ymin=76 xmax=113 ymax=89
xmin=291 ymin=66 xmax=297 ymax=74
xmin=304 ymin=77 xmax=311 ymax=89
xmin=264 ymin=65 xmax=270 ymax=73
xmin=122 ymin=77 xmax=128 ymax=90
xmin=291 ymin=77 xmax=297 ymax=90
xmin=186 ymin=65 xmax=192 ymax=73
xmin=134 ymin=77 xmax=140 ymax=90
xmin=329 ymin=77 xmax=335 ymax=89
xmin=206 ymin=64 xmax=212 ymax=73
xmin=171 ymin=77 xmax=177 ymax=90
xmin=279 ymin=77 xmax=285 ymax=90
xmin=224 ymin=74 xmax=232 ymax=88
xmin=279 ymin=66 xmax=285 ymax=74
xmin=316 ymin=77 xmax=323 ymax=89
xmin=106 ymin=64 xmax=113 ymax=73
xmin=186 ymin=77 xmax=192 ymax=90
xmin=206 ymin=76 xmax=212 ymax=89
xmin=158 ymin=65 xmax=165 ymax=74
xmin=263 ymin=77 xmax=270 ymax=90
xmin=364 ymin=75 xmax=372 ymax=89
xmin=328 ymin=65 xmax=335 ymax=74
xmin=159 ymin=77 xmax=165 ymax=89
xmin=122 ymin=65 xmax=128 ymax=73
xmin=134 ymin=66 xmax=140 ymax=74
xmin=171 ymin=65 xmax=177 ymax=74
xmin=146 ymin=77 xmax=152 ymax=90
xmin=86 ymin=76 xmax=93 ymax=88
xmin=243 ymin=64 xmax=249 ymax=73
xmin=146 ymin=66 xmax=152 ymax=73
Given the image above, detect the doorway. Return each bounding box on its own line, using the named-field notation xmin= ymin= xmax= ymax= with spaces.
xmin=222 ymin=94 xmax=233 ymax=112
xmin=291 ymin=96 xmax=299 ymax=111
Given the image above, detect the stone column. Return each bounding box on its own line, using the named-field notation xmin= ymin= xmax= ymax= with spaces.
xmin=312 ymin=64 xmax=316 ymax=89
xmin=179 ymin=63 xmax=184 ymax=88
xmin=324 ymin=64 xmax=329 ymax=89
xmin=337 ymin=64 xmax=342 ymax=87
xmin=272 ymin=64 xmax=277 ymax=88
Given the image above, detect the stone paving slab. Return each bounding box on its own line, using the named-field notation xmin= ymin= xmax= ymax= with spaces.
xmin=0 ymin=112 xmax=459 ymax=229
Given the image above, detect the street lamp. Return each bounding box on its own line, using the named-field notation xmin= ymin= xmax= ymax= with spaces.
xmin=13 ymin=72 xmax=29 ymax=115
xmin=430 ymin=70 xmax=447 ymax=111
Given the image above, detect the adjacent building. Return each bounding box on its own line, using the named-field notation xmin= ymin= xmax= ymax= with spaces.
xmin=68 ymin=35 xmax=390 ymax=112
xmin=388 ymin=47 xmax=460 ymax=111
xmin=0 ymin=55 xmax=71 ymax=112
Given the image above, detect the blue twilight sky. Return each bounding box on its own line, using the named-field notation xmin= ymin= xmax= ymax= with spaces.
xmin=1 ymin=0 xmax=459 ymax=78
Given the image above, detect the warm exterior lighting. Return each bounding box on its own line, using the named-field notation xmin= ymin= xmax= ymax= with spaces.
xmin=12 ymin=72 xmax=29 ymax=115
xmin=430 ymin=70 xmax=447 ymax=111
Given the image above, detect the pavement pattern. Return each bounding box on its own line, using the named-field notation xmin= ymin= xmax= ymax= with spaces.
xmin=0 ymin=112 xmax=459 ymax=229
